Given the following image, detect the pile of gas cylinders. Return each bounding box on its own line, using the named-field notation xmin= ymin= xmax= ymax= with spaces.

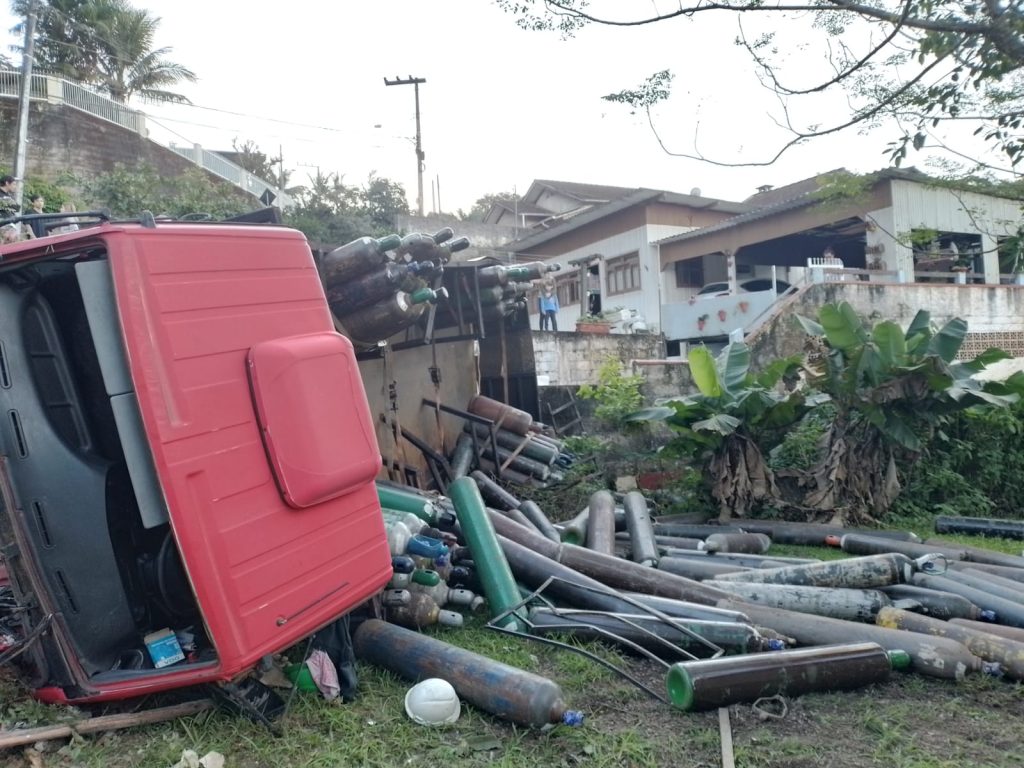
xmin=319 ymin=229 xmax=462 ymax=348
xmin=355 ymin=474 xmax=1024 ymax=724
xmin=447 ymin=395 xmax=574 ymax=487
xmin=318 ymin=230 xmax=561 ymax=348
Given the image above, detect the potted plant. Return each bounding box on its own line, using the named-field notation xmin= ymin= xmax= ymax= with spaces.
xmin=575 ymin=313 xmax=613 ymax=334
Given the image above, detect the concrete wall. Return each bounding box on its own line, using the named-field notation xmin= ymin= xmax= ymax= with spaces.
xmin=0 ymin=100 xmax=240 ymax=195
xmin=532 ymin=330 xmax=664 ymax=386
xmin=748 ymin=281 xmax=1024 ymax=369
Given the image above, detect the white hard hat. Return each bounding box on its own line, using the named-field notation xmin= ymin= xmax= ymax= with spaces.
xmin=404 ymin=678 xmax=461 ymax=726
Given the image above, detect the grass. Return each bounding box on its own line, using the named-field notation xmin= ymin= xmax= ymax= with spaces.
xmin=2 ymin=527 xmax=1024 ymax=767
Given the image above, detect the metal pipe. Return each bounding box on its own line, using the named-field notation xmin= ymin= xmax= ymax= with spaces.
xmin=935 ymin=515 xmax=1024 ymax=540
xmin=657 ymin=556 xmax=750 ymax=580
xmin=518 ymin=500 xmax=561 ymax=543
xmin=487 ymin=509 xmax=732 ymax=605
xmin=527 ymin=609 xmax=779 ymax=656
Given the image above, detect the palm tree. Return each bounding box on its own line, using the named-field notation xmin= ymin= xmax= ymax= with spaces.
xmin=12 ymin=0 xmax=195 ymax=102
xmin=92 ymin=0 xmax=196 ymax=104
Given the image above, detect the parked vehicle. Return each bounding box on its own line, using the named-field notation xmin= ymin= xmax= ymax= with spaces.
xmin=695 ymin=278 xmax=792 ymax=298
xmin=0 ymin=211 xmax=392 ymax=705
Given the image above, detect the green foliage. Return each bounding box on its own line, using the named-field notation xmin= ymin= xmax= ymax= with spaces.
xmin=497 ymin=0 xmax=1024 ymax=169
xmin=230 ymin=139 xmax=290 ymax=188
xmin=16 ymin=0 xmax=196 ymax=104
xmin=458 ymin=191 xmax=516 ymax=221
xmin=769 ymin=405 xmax=836 ymax=471
xmin=894 ymin=403 xmax=1024 ymax=519
xmin=577 ymin=357 xmax=646 ymax=429
xmin=79 ymin=164 xmax=250 ymax=219
xmin=284 ymin=170 xmax=410 ymax=246
xmin=629 ymin=342 xmax=807 ymax=517
xmin=22 ymin=177 xmax=69 ymax=212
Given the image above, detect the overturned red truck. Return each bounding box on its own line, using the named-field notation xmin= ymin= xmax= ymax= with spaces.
xmin=0 ymin=211 xmax=393 ymax=705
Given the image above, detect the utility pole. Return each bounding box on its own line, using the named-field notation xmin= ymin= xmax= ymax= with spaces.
xmin=14 ymin=0 xmax=39 ymax=208
xmin=384 ymin=75 xmax=426 ymax=217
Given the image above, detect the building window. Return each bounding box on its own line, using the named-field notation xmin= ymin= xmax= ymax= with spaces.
xmin=555 ymin=275 xmax=580 ymax=307
xmin=674 ymin=258 xmax=704 ymax=287
xmin=606 ymin=252 xmax=641 ymax=296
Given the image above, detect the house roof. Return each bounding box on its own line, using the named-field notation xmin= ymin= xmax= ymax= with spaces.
xmin=524 ymin=180 xmax=637 ymax=205
xmin=654 ymin=167 xmax=934 ymax=248
xmin=503 ymin=188 xmax=751 ymax=254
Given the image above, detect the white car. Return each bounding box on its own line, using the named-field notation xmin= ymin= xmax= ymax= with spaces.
xmin=695 ymin=278 xmax=792 ymax=298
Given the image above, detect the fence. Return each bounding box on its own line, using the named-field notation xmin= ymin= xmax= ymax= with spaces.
xmin=0 ymin=70 xmax=291 ymax=207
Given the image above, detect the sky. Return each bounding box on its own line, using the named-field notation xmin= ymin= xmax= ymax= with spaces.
xmin=1 ymin=1 xmax=979 ymax=214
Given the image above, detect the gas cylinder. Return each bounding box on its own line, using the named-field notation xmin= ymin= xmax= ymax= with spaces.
xmin=880 ymin=584 xmax=993 ymax=621
xmin=384 ymin=520 xmax=412 ymax=557
xmin=381 ymin=509 xmax=427 ymax=535
xmin=466 ymin=395 xmax=533 ymax=436
xmin=353 ymin=619 xmax=582 ymax=727
xmin=712 ymin=552 xmax=920 ymax=588
xmin=707 ymin=581 xmax=892 ymax=622
xmin=386 ymin=591 xmax=463 ymax=629
xmin=876 ymin=606 xmax=1024 ymax=681
xmin=377 ymin=484 xmax=440 ymax=525
xmin=704 ymin=532 xmax=772 ymax=554
xmin=406 ymin=534 xmax=449 ymax=560
xmin=665 ymin=642 xmax=907 ymax=711
xmin=326 ymin=261 xmax=436 ymax=313
xmin=476 ymin=261 xmax=560 ymax=288
xmin=585 ymin=490 xmax=618 ymax=556
xmin=336 ymin=287 xmax=447 ymax=347
xmin=623 ymin=491 xmax=658 ymax=567
xmin=319 ymin=234 xmax=401 ymax=286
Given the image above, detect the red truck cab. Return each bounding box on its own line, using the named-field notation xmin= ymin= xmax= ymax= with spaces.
xmin=0 ymin=216 xmax=391 ymax=703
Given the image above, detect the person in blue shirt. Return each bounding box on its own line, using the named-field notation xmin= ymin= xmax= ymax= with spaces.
xmin=539 ymin=282 xmax=559 ymax=331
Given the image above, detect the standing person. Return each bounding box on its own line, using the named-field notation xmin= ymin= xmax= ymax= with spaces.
xmin=0 ymin=176 xmax=18 ymax=220
xmin=26 ymin=194 xmax=47 ymax=238
xmin=53 ymin=201 xmax=80 ymax=234
xmin=539 ymin=281 xmax=559 ymax=331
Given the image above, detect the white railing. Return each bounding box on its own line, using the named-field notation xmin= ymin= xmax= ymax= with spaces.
xmin=168 ymin=145 xmax=293 ymax=208
xmin=0 ymin=70 xmax=291 ymax=208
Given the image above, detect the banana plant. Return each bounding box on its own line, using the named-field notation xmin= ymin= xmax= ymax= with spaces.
xmin=793 ymin=301 xmax=1021 ymax=522
xmin=628 ymin=341 xmax=811 ymax=519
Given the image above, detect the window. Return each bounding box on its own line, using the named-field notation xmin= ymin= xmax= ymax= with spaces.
xmin=556 ymin=275 xmax=580 ymax=307
xmin=606 ymin=252 xmax=641 ymax=295
xmin=674 ymin=258 xmax=704 ymax=287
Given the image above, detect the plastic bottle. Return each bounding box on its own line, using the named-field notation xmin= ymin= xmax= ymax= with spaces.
xmin=384 ymin=520 xmax=412 ymax=557
xmin=406 ymin=534 xmax=450 ymax=560
xmin=381 ymin=509 xmax=427 ymax=535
